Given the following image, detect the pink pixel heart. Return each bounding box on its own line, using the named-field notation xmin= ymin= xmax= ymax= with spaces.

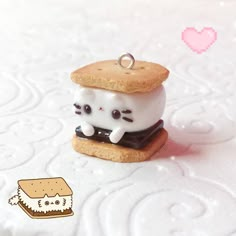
xmin=182 ymin=27 xmax=217 ymax=54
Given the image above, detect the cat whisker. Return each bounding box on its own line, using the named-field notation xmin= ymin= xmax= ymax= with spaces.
xmin=73 ymin=103 xmax=81 ymax=109
xmin=122 ymin=117 xmax=133 ymax=122
xmin=63 ymin=198 xmax=66 ymax=206
xmin=38 ymin=200 xmax=42 ymax=207
xmin=121 ymin=109 xmax=132 ymax=114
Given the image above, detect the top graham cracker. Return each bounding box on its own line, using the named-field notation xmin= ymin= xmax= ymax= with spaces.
xmin=18 ymin=177 xmax=73 ymax=198
xmin=71 ymin=60 xmax=169 ymax=93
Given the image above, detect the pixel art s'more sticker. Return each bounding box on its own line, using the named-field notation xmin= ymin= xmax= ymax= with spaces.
xmin=8 ymin=177 xmax=74 ymax=219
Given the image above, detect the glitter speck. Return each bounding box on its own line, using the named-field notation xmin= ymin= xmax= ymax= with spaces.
xmin=157 ymin=165 xmax=164 ymax=171
xmin=219 ymin=1 xmax=225 ymax=6
xmin=93 ymin=169 xmax=104 ymax=175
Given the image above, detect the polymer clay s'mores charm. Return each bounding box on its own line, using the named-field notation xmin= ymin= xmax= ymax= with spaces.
xmin=71 ymin=53 xmax=169 ymax=162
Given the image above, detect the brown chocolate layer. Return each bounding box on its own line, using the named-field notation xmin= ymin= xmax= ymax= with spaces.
xmin=75 ymin=120 xmax=164 ymax=149
xmin=19 ymin=200 xmax=72 ymax=217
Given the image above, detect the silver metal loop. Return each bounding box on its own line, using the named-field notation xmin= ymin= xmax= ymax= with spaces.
xmin=118 ymin=53 xmax=135 ymax=69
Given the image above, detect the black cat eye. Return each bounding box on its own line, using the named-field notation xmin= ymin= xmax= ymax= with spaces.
xmin=84 ymin=104 xmax=92 ymax=114
xmin=45 ymin=201 xmax=49 ymax=206
xmin=55 ymin=200 xmax=60 ymax=205
xmin=112 ymin=109 xmax=121 ymax=119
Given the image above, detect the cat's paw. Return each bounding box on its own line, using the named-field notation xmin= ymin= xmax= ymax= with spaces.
xmin=109 ymin=127 xmax=125 ymax=143
xmin=81 ymin=122 xmax=95 ymax=136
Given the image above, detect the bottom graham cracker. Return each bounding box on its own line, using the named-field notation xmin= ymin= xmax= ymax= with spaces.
xmin=72 ymin=128 xmax=168 ymax=163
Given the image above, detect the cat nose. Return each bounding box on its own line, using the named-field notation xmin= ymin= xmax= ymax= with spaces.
xmin=51 ymin=202 xmax=54 ymax=204
xmin=99 ymin=107 xmax=104 ymax=111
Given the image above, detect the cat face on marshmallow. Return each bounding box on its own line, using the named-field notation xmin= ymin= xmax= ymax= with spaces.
xmin=38 ymin=194 xmax=69 ymax=213
xmin=73 ymin=85 xmax=166 ymax=132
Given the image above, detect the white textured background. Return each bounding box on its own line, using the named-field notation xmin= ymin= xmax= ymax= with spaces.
xmin=0 ymin=0 xmax=236 ymax=235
